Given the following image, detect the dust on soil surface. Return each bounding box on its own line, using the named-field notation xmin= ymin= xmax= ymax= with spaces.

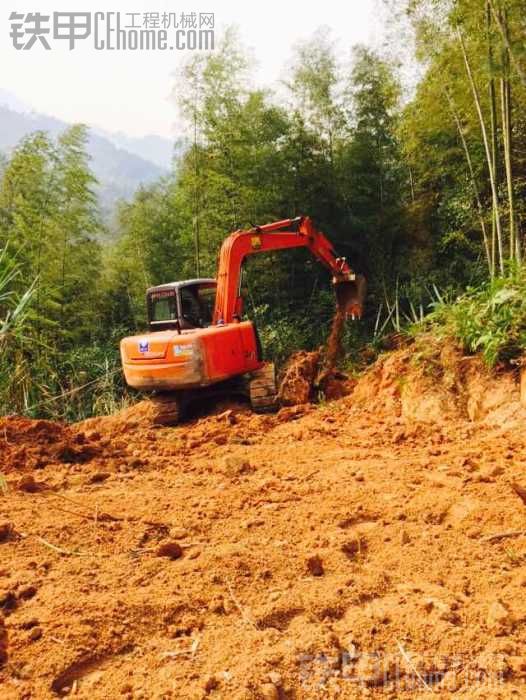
xmin=2 ymin=345 xmax=526 ymax=699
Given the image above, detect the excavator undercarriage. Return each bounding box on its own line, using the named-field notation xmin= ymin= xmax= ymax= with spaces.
xmin=146 ymin=363 xmax=279 ymax=425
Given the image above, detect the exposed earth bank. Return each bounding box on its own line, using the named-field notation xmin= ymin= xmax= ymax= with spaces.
xmin=1 ymin=343 xmax=526 ymax=698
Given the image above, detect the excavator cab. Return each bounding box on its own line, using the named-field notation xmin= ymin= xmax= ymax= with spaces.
xmin=147 ymin=279 xmax=217 ymax=332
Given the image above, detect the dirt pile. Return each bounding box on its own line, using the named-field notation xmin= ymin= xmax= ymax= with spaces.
xmin=1 ymin=347 xmax=526 ymax=698
xmin=352 ymin=336 xmax=526 ymax=427
xmin=0 ymin=418 xmax=103 ymax=474
xmin=278 ymin=310 xmax=354 ymax=407
xmin=278 ymin=348 xmax=355 ymax=407
xmin=278 ymin=351 xmax=320 ymax=405
xmin=79 ymin=399 xmax=182 ymax=435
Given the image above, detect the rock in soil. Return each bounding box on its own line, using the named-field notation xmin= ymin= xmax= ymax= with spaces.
xmin=306 ymin=554 xmax=324 ymax=576
xmin=156 ymin=542 xmax=183 ymax=560
xmin=0 ymin=522 xmax=14 ymax=543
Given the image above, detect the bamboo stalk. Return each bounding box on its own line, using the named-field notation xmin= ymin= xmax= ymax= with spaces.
xmin=499 ymin=8 xmax=519 ymax=262
xmin=443 ymin=88 xmax=491 ymax=272
xmin=487 ymin=1 xmax=499 ymax=275
xmin=488 ymin=0 xmax=526 ymax=89
xmin=457 ymin=27 xmax=504 ymax=275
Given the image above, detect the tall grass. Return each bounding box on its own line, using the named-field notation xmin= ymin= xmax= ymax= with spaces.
xmin=0 ymin=247 xmax=133 ymax=421
xmin=0 ymin=247 xmax=36 ymax=343
xmin=428 ymin=268 xmax=526 ymax=366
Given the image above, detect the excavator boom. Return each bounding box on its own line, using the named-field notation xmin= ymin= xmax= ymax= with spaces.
xmin=213 ymin=216 xmax=365 ymax=324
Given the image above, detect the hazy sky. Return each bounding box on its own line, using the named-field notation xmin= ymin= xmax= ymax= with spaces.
xmin=0 ymin=0 xmax=383 ymax=139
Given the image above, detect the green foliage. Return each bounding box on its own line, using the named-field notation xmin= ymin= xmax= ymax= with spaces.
xmin=0 ymin=126 xmax=104 ymax=349
xmin=0 ymin=127 xmax=112 ymax=418
xmin=0 ymin=247 xmax=36 ymax=339
xmin=4 ymin=5 xmax=526 ymax=421
xmin=250 ymin=288 xmax=336 ymax=365
xmin=430 ymin=270 xmax=526 ymax=365
xmin=341 ymin=46 xmax=405 ymax=288
xmin=0 ymin=267 xmax=130 ymax=417
xmin=400 ymin=0 xmax=526 ymax=278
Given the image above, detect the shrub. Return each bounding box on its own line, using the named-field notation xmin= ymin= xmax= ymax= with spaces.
xmin=429 ymin=269 xmax=526 ymax=367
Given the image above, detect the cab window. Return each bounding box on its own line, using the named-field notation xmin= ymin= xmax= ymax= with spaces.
xmin=197 ymin=286 xmax=215 ymax=325
xmin=152 ymin=296 xmax=177 ymax=322
xmin=180 ymin=287 xmax=202 ymax=326
xmin=180 ymin=284 xmax=216 ymax=327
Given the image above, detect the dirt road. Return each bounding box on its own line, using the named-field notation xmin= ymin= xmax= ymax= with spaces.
xmin=1 ymin=348 xmax=526 ymax=698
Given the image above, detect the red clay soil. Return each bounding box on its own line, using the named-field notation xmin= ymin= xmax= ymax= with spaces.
xmin=278 ymin=352 xmax=321 ymax=406
xmin=316 ymin=309 xmax=346 ymax=387
xmin=0 ymin=419 xmax=103 ymax=474
xmin=1 ymin=348 xmax=526 ymax=699
xmin=278 ymin=311 xmax=353 ymax=406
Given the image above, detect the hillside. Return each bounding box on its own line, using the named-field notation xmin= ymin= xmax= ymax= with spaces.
xmin=0 ymin=104 xmax=174 ymax=220
xmin=2 ymin=3 xmax=526 ymax=695
xmin=94 ymin=129 xmax=184 ymax=172
xmin=1 ymin=348 xmax=526 ymax=698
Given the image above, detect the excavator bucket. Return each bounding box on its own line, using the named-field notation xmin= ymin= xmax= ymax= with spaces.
xmin=335 ymin=274 xmax=367 ymax=319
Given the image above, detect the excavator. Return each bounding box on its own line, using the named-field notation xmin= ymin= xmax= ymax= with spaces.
xmin=120 ymin=216 xmax=365 ymax=423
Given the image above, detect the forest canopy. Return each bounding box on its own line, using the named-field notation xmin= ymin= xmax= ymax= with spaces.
xmin=1 ymin=0 xmax=526 ymax=419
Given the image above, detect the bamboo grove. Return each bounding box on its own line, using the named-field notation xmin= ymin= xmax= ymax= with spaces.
xmin=1 ymin=0 xmax=526 ymax=418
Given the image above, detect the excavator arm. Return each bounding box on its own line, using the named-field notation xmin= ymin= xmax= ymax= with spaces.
xmin=213 ymin=216 xmax=365 ymax=324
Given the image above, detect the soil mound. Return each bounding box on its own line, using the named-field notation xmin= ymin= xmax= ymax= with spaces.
xmin=0 ymin=417 xmax=101 ymax=473
xmin=351 ymin=336 xmax=526 ymax=426
xmin=78 ymin=399 xmax=171 ymax=435
xmin=278 ymin=351 xmax=321 ymax=405
xmin=278 ymin=310 xmax=355 ymax=407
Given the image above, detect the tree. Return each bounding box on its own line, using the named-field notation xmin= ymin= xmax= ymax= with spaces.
xmin=287 ymin=27 xmax=345 ymax=164
xmin=342 ymin=47 xmax=405 ymax=290
xmin=0 ymin=126 xmax=105 ymax=414
xmin=402 ymin=0 xmax=526 ymax=273
xmin=54 ymin=125 xmax=103 ymax=345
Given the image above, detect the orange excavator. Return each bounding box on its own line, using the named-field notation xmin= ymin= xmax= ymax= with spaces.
xmin=120 ymin=216 xmax=365 ymax=422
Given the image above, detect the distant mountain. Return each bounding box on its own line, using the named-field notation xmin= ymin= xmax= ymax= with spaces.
xmin=94 ymin=129 xmax=180 ymax=171
xmin=0 ymin=94 xmax=186 ymax=222
xmin=0 ymin=89 xmax=32 ymax=114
